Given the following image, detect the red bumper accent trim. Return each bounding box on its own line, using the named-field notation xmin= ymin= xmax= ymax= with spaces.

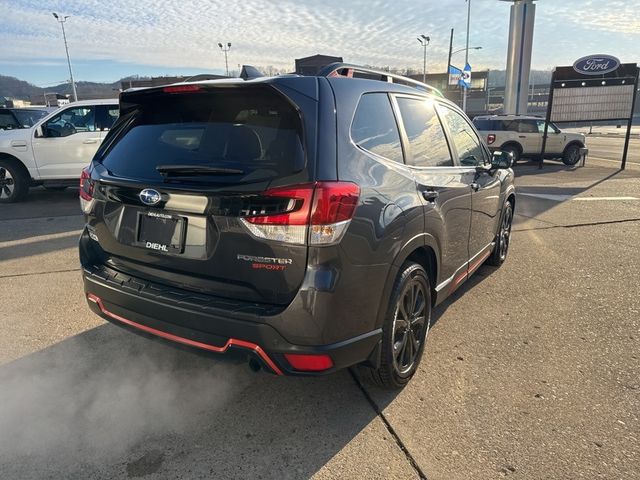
xmin=87 ymin=293 xmax=283 ymax=375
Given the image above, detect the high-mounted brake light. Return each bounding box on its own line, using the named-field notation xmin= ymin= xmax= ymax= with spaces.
xmin=487 ymin=134 xmax=496 ymax=145
xmin=163 ymin=84 xmax=202 ymax=94
xmin=240 ymin=182 xmax=360 ymax=246
xmin=79 ymin=167 xmax=95 ymax=214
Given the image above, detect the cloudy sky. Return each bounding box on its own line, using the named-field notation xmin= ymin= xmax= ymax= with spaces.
xmin=0 ymin=0 xmax=638 ymax=86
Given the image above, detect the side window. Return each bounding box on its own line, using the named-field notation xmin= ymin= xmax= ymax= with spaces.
xmin=437 ymin=105 xmax=487 ymax=167
xmin=0 ymin=111 xmax=19 ymax=130
xmin=96 ymin=105 xmax=120 ymax=131
xmin=43 ymin=106 xmax=96 ymax=138
xmin=351 ymin=93 xmax=404 ymax=163
xmin=518 ymin=120 xmax=538 ymax=133
xmin=396 ymin=97 xmax=452 ymax=167
xmin=502 ymin=120 xmax=519 ymax=132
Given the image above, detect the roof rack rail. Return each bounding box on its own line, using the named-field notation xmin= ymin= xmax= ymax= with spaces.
xmin=317 ymin=63 xmax=443 ymax=98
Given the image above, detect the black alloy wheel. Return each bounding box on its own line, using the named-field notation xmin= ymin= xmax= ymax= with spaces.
xmin=360 ymin=262 xmax=432 ymax=389
xmin=487 ymin=201 xmax=513 ymax=266
xmin=563 ymin=144 xmax=582 ymax=166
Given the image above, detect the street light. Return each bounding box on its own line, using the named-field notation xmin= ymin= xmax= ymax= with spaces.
xmin=451 ymin=46 xmax=482 ymax=57
xmin=218 ymin=42 xmax=232 ymax=77
xmin=52 ymin=12 xmax=77 ymax=102
xmin=417 ymin=35 xmax=430 ymax=83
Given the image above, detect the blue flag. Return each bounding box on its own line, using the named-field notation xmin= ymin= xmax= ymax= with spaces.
xmin=460 ymin=63 xmax=472 ymax=89
xmin=448 ymin=65 xmax=462 ymax=86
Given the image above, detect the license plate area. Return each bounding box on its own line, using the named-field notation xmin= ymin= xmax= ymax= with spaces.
xmin=135 ymin=211 xmax=186 ymax=254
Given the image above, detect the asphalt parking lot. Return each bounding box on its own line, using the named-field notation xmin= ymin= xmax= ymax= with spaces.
xmin=1 ymin=144 xmax=639 ymax=479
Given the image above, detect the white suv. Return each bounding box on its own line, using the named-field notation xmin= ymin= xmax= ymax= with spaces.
xmin=0 ymin=99 xmax=118 ymax=202
xmin=473 ymin=115 xmax=585 ymax=166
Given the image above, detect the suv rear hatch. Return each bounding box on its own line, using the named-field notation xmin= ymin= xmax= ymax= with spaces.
xmin=87 ymin=83 xmax=317 ymax=306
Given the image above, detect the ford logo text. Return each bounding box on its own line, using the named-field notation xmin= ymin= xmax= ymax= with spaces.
xmin=139 ymin=188 xmax=162 ymax=206
xmin=573 ymin=54 xmax=621 ymax=76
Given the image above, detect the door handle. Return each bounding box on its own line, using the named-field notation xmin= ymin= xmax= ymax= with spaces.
xmin=518 ymin=135 xmax=526 ymax=139
xmin=471 ymin=182 xmax=480 ymax=192
xmin=421 ymin=190 xmax=439 ymax=202
xmin=83 ymin=139 xmax=99 ymax=144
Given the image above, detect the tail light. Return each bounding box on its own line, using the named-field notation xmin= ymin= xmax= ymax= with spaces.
xmin=240 ymin=182 xmax=360 ymax=246
xmin=487 ymin=134 xmax=496 ymax=145
xmin=79 ymin=167 xmax=95 ymax=213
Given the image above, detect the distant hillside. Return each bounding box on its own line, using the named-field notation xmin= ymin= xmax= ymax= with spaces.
xmin=0 ymin=75 xmax=123 ymax=103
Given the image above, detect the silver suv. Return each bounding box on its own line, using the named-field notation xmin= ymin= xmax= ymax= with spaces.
xmin=473 ymin=114 xmax=585 ymax=165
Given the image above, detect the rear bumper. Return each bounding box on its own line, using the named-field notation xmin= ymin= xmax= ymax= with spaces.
xmin=82 ymin=264 xmax=381 ymax=376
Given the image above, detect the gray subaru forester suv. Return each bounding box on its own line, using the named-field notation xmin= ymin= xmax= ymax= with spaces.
xmin=80 ymin=64 xmax=515 ymax=389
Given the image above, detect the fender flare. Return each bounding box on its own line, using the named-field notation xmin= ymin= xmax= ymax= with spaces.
xmin=374 ymin=233 xmax=441 ymax=329
xmin=562 ymin=140 xmax=585 ymax=156
xmin=0 ymin=152 xmax=32 ymax=180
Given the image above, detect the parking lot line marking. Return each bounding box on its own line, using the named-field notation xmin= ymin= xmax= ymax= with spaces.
xmin=572 ymin=197 xmax=640 ymax=201
xmin=0 ymin=230 xmax=83 ymax=248
xmin=518 ymin=193 xmax=639 ymax=202
xmin=518 ymin=193 xmax=571 ymax=201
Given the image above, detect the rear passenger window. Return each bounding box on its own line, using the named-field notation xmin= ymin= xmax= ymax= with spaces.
xmin=351 ymin=93 xmax=404 ymax=163
xmin=396 ymin=97 xmax=452 ymax=167
xmin=518 ymin=120 xmax=538 ymax=133
xmin=437 ymin=105 xmax=487 ymax=167
xmin=473 ymin=119 xmax=502 ymax=131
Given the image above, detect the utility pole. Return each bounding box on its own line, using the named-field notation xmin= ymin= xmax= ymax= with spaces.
xmin=447 ymin=28 xmax=454 ymax=91
xmin=417 ymin=35 xmax=430 ymax=83
xmin=218 ymin=42 xmax=232 ymax=77
xmin=462 ymin=0 xmax=472 ymax=112
xmin=52 ymin=13 xmax=77 ymax=102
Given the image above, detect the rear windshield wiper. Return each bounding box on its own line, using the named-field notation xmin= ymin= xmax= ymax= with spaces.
xmin=156 ymin=164 xmax=245 ymax=176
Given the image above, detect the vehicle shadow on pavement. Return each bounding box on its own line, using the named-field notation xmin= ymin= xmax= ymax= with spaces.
xmin=0 ymin=187 xmax=81 ymax=222
xmin=0 ymin=323 xmax=395 ymax=479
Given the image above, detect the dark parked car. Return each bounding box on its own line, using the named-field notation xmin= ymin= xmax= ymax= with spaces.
xmin=80 ymin=64 xmax=515 ymax=388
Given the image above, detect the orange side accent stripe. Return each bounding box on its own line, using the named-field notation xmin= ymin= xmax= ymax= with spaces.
xmin=87 ymin=293 xmax=283 ymax=375
xmin=468 ymin=249 xmax=491 ymax=275
xmin=448 ymin=249 xmax=492 ymax=295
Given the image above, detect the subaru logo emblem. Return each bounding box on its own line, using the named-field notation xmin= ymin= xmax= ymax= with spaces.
xmin=139 ymin=188 xmax=162 ymax=206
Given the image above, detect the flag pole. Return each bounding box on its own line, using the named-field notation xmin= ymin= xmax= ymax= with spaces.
xmin=463 ymin=0 xmax=471 ymax=112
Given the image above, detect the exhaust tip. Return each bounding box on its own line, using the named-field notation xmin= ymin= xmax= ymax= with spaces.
xmin=248 ymin=357 xmax=262 ymax=373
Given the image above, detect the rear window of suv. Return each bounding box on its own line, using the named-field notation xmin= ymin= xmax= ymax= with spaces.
xmin=101 ymin=87 xmax=304 ymax=183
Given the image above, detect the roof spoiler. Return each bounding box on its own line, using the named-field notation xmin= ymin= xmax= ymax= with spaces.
xmin=317 ymin=63 xmax=443 ymax=98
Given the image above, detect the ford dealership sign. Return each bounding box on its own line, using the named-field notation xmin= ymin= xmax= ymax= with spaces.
xmin=573 ymin=54 xmax=621 ymax=76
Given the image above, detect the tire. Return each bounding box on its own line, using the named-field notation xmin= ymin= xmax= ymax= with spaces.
xmin=0 ymin=158 xmax=29 ymax=203
xmin=562 ymin=144 xmax=582 ymax=166
xmin=487 ymin=201 xmax=514 ymax=266
xmin=360 ymin=262 xmax=432 ymax=389
xmin=501 ymin=144 xmax=521 ymax=164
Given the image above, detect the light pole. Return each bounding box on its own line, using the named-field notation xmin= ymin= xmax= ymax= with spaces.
xmin=52 ymin=12 xmax=77 ymax=102
xmin=218 ymin=42 xmax=231 ymax=77
xmin=417 ymin=35 xmax=430 ymax=83
xmin=462 ymin=0 xmax=472 ymax=112
xmin=451 ymin=46 xmax=482 ymax=57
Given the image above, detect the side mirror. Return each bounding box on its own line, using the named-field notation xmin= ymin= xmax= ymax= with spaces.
xmin=34 ymin=126 xmax=44 ymax=138
xmin=491 ymin=151 xmax=513 ymax=169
